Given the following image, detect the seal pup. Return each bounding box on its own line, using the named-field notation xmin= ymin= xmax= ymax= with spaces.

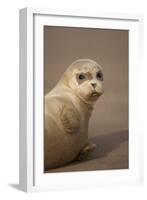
xmin=44 ymin=59 xmax=104 ymax=170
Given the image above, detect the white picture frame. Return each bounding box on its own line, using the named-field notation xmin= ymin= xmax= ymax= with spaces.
xmin=19 ymin=7 xmax=144 ymax=192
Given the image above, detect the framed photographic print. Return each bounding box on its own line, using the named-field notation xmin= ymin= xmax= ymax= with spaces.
xmin=19 ymin=8 xmax=144 ymax=192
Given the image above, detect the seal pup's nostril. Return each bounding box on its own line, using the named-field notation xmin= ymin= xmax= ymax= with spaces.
xmin=91 ymin=83 xmax=96 ymax=88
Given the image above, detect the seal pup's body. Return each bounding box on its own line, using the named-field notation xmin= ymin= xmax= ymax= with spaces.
xmin=45 ymin=59 xmax=104 ymax=170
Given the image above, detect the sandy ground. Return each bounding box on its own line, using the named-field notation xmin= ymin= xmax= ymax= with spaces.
xmin=45 ymin=130 xmax=128 ymax=173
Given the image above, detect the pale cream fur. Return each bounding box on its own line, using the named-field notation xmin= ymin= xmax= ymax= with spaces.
xmin=44 ymin=59 xmax=104 ymax=170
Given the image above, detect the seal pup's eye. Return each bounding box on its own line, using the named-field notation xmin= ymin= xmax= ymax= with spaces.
xmin=96 ymin=71 xmax=103 ymax=81
xmin=79 ymin=74 xmax=85 ymax=80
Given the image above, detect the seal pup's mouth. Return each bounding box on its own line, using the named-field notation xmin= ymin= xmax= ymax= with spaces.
xmin=89 ymin=90 xmax=100 ymax=98
xmin=91 ymin=91 xmax=99 ymax=97
xmin=88 ymin=90 xmax=104 ymax=100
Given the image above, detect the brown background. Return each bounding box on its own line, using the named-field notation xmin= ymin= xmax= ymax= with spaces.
xmin=44 ymin=26 xmax=128 ymax=172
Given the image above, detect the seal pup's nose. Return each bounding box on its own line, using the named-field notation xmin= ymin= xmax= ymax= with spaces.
xmin=91 ymin=83 xmax=96 ymax=88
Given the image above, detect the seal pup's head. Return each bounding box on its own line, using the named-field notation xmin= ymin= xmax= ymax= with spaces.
xmin=59 ymin=59 xmax=104 ymax=105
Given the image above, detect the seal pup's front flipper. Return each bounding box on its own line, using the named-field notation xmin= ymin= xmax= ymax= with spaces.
xmin=77 ymin=143 xmax=97 ymax=161
xmin=60 ymin=104 xmax=80 ymax=134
